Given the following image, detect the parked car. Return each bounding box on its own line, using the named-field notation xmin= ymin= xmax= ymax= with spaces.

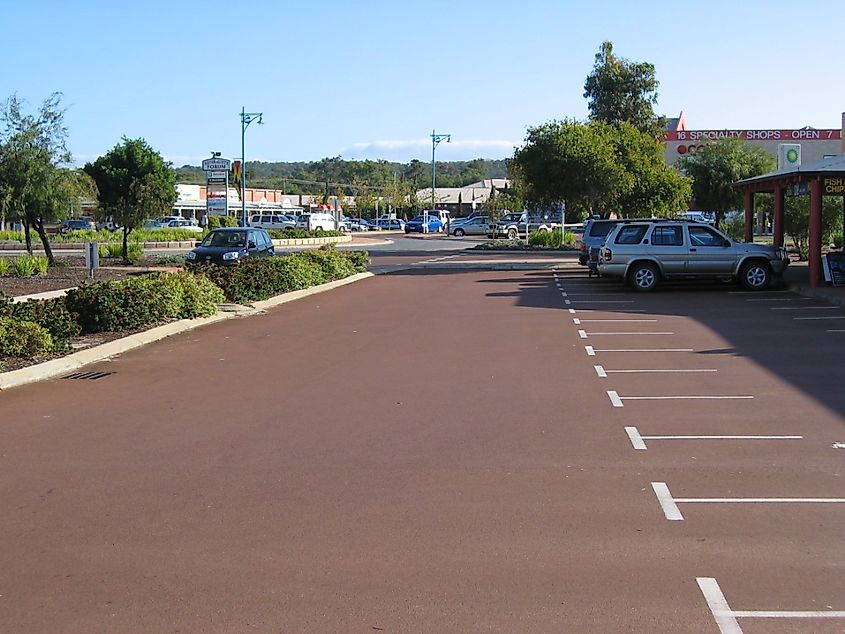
xmin=578 ymin=218 xmax=634 ymax=265
xmin=345 ymin=218 xmax=374 ymax=232
xmin=405 ymin=215 xmax=443 ymax=233
xmin=421 ymin=209 xmax=451 ymax=230
xmin=375 ymin=218 xmax=406 ymax=231
xmin=487 ymin=212 xmax=558 ymax=239
xmin=249 ymin=214 xmax=296 ymax=230
xmin=295 ymin=212 xmax=338 ymax=232
xmin=451 ymin=216 xmax=489 ymax=236
xmin=58 ymin=218 xmax=97 ymax=234
xmin=186 ymin=227 xmax=275 ymax=265
xmin=596 ymin=219 xmax=789 ymax=291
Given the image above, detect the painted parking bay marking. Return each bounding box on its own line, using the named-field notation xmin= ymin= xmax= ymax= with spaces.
xmin=594 ymin=365 xmax=716 ymax=377
xmin=585 ymin=346 xmax=693 ymax=356
xmin=698 ymin=577 xmax=845 ymax=634
xmin=608 ymin=391 xmax=752 ymax=407
xmin=624 ymin=426 xmax=801 ymax=450
xmin=651 ymin=482 xmax=845 ymax=521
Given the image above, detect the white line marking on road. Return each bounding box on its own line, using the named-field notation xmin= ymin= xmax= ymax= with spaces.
xmin=699 ymin=576 xmax=845 ymax=633
xmin=564 ymin=299 xmax=572 ymax=305
xmin=569 ymin=308 xmax=577 ymax=314
xmin=573 ymin=318 xmax=581 ymax=324
xmin=794 ymin=315 xmax=845 ymax=320
xmin=603 ymin=368 xmax=717 ymax=374
xmin=829 ymin=329 xmax=845 ymax=332
xmin=564 ymin=292 xmax=631 ymax=296
xmin=590 ymin=348 xmax=694 ymax=353
xmin=570 ymin=300 xmax=636 ymax=303
xmin=578 ymin=329 xmax=587 ymax=338
xmin=654 ymin=482 xmax=845 ymax=521
xmin=730 ymin=290 xmax=789 ymax=294
xmin=625 ymin=426 xmax=647 ymax=449
xmin=622 ymin=395 xmax=753 ymax=402
xmin=771 ymin=305 xmax=840 ymax=310
xmin=652 ymin=482 xmax=684 ymax=520
xmin=561 ymin=292 xmax=568 ymax=297
xmin=697 ymin=578 xmax=743 ymax=634
xmin=584 ymin=331 xmax=674 ymax=336
xmin=574 ymin=309 xmax=647 ymax=313
xmin=585 ymin=346 xmax=595 ymax=356
xmin=607 ymin=390 xmax=624 ymax=407
xmin=833 ymin=442 xmax=845 ymax=449
xmin=626 ymin=426 xmax=802 ymax=450
xmin=577 ymin=319 xmax=658 ymax=322
xmin=594 ymin=365 xmax=607 ymax=378
xmin=746 ymin=297 xmax=812 ymax=302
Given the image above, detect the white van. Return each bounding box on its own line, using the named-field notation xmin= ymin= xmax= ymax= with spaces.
xmin=249 ymin=214 xmax=296 ymax=230
xmin=296 ymin=212 xmax=338 ymax=232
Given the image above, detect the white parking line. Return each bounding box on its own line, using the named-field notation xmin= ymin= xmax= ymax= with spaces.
xmin=794 ymin=315 xmax=845 ymax=320
xmin=583 ymin=331 xmax=674 ymax=336
xmin=651 ymin=482 xmax=845 ymax=521
xmin=569 ymin=308 xmax=577 ymax=314
xmin=625 ymin=426 xmax=801 ymax=450
xmin=577 ymin=319 xmax=658 ymax=322
xmin=829 ymin=329 xmax=845 ymax=332
xmin=609 ymin=393 xmax=753 ymax=407
xmin=569 ymin=300 xmax=636 ymax=303
xmin=594 ymin=365 xmax=716 ymax=377
xmin=729 ymin=290 xmax=790 ymax=294
xmin=578 ymin=329 xmax=587 ymax=339
xmin=564 ymin=299 xmax=572 ymax=305
xmin=573 ymin=318 xmax=581 ymax=324
xmin=589 ymin=348 xmax=694 ymax=353
xmin=698 ymin=577 xmax=845 ymax=634
xmin=585 ymin=346 xmax=595 ymax=356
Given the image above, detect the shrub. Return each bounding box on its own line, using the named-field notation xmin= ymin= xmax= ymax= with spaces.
xmin=154 ymin=254 xmax=187 ymax=266
xmin=0 ymin=297 xmax=82 ymax=351
xmin=832 ymin=232 xmax=843 ymax=249
xmin=208 ymin=215 xmax=239 ymax=230
xmin=0 ymin=258 xmax=8 ymax=276
xmin=65 ymin=272 xmax=223 ymax=333
xmin=13 ymin=255 xmax=49 ymax=276
xmin=297 ymin=246 xmax=357 ymax=280
xmin=268 ymin=229 xmax=344 ymax=240
xmin=0 ymin=230 xmax=24 ymax=242
xmin=98 ymin=242 xmax=143 ymax=262
xmin=0 ymin=317 xmax=54 ymax=357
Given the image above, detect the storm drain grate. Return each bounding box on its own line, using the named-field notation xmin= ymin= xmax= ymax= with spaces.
xmin=63 ymin=371 xmax=113 ymax=380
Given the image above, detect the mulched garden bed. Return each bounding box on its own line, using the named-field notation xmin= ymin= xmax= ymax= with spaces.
xmin=0 ymin=256 xmax=181 ymax=298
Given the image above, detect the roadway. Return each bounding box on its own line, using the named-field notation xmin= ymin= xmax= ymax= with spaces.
xmin=0 ymin=257 xmax=843 ymax=632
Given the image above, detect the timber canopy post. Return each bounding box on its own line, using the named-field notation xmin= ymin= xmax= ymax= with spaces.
xmin=743 ymin=190 xmax=754 ymax=243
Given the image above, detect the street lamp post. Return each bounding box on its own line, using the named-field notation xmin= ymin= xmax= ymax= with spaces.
xmin=430 ymin=130 xmax=450 ymax=234
xmin=240 ymin=107 xmax=263 ymax=227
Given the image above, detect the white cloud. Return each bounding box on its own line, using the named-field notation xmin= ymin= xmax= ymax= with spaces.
xmin=340 ymin=139 xmax=519 ymax=162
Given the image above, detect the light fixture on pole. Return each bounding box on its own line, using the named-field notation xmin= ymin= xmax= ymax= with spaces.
xmin=430 ymin=130 xmax=450 ymax=234
xmin=240 ymin=107 xmax=263 ymax=226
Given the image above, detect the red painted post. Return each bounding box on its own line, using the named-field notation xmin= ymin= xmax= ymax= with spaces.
xmin=809 ymin=177 xmax=823 ymax=287
xmin=744 ymin=190 xmax=754 ymax=242
xmin=773 ymin=186 xmax=784 ymax=248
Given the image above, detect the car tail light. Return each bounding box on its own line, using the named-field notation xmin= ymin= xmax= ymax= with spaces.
xmin=603 ymin=249 xmax=612 ymax=262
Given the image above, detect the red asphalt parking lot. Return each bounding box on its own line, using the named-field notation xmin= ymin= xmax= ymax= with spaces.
xmin=0 ymin=267 xmax=843 ymax=632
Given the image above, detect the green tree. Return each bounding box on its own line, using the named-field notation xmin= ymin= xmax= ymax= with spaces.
xmin=609 ymin=122 xmax=691 ymax=217
xmin=584 ymin=41 xmax=665 ymax=136
xmin=511 ymin=119 xmax=622 ymax=216
xmin=677 ymin=137 xmax=774 ymax=228
xmin=84 ymin=137 xmax=176 ymax=262
xmin=0 ymin=93 xmax=76 ymax=265
xmin=783 ymin=194 xmax=842 ymax=260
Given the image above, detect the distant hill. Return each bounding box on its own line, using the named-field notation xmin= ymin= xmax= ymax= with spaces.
xmin=174 ymin=158 xmax=509 ymax=194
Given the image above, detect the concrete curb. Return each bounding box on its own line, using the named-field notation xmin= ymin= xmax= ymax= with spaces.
xmin=12 ymin=288 xmax=77 ymax=304
xmin=0 ymin=272 xmax=375 ymax=391
xmin=788 ymin=284 xmax=845 ymax=307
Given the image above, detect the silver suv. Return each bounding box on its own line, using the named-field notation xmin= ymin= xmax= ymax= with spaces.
xmin=597 ymin=220 xmax=789 ymax=291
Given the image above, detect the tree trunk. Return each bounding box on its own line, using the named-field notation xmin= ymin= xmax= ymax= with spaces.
xmin=23 ymin=217 xmax=33 ymax=255
xmin=122 ymin=227 xmax=130 ymax=263
xmin=32 ymin=217 xmax=56 ymax=267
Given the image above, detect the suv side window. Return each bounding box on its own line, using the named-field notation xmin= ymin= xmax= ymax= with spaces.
xmin=652 ymin=226 xmax=684 ymax=246
xmin=689 ymin=225 xmax=726 ymax=247
xmin=615 ymin=225 xmax=648 ymax=245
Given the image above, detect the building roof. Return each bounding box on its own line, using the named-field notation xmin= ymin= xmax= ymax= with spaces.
xmin=734 ymin=153 xmax=845 ymax=191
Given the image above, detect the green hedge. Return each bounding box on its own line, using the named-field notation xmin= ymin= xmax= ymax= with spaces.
xmin=268 ymin=229 xmax=344 ymax=240
xmin=208 ymin=215 xmax=239 ymax=230
xmin=0 ymin=296 xmax=82 ymax=352
xmin=0 ymin=317 xmax=54 ymax=358
xmin=191 ymin=247 xmax=369 ymax=304
xmin=66 ymin=271 xmax=225 ymax=334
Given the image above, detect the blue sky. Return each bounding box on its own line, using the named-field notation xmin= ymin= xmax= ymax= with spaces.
xmin=3 ymin=0 xmax=843 ymax=167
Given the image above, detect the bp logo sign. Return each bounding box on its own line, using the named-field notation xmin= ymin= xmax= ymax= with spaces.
xmin=786 ymin=148 xmax=800 ymax=164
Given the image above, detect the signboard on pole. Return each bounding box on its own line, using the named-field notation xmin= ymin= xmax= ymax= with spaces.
xmin=203 ymin=157 xmax=231 ymax=217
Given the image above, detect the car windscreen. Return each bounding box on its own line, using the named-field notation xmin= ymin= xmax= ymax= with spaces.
xmin=202 ymin=231 xmax=246 ymax=247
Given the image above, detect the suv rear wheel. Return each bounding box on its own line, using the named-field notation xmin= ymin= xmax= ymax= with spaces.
xmin=628 ymin=262 xmax=660 ymax=291
xmin=739 ymin=260 xmax=771 ymax=290
xmin=507 ymin=228 xmax=518 ymax=240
